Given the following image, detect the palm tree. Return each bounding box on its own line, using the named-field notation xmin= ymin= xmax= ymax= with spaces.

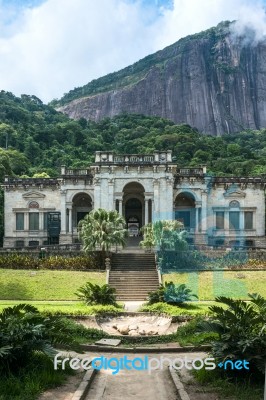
xmin=78 ymin=208 xmax=127 ymax=266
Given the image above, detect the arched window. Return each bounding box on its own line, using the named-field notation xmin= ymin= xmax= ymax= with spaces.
xmin=229 ymin=200 xmax=240 ymax=208
xmin=28 ymin=201 xmax=39 ymax=209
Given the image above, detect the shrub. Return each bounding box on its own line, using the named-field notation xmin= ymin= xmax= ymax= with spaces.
xmin=0 ymin=304 xmax=78 ymax=372
xmin=148 ymin=282 xmax=198 ymax=305
xmin=147 ymin=284 xmax=165 ymax=304
xmin=75 ymin=282 xmax=117 ymax=305
xmin=197 ymin=293 xmax=266 ymax=377
xmin=0 ymin=254 xmax=101 ymax=270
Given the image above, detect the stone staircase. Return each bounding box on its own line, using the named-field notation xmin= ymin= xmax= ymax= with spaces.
xmin=108 ymin=253 xmax=159 ymax=301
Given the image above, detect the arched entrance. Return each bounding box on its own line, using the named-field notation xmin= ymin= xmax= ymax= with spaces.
xmin=72 ymin=193 xmax=93 ymax=228
xmin=123 ymin=182 xmax=145 ymax=235
xmin=174 ymin=192 xmax=196 ymax=230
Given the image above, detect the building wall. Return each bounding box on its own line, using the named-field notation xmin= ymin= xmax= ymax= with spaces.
xmin=2 ymin=152 xmax=266 ymax=248
xmin=4 ymin=186 xmax=61 ymax=247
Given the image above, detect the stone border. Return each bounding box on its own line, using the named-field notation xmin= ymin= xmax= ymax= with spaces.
xmin=168 ymin=367 xmax=190 ymax=400
xmin=79 ymin=344 xmax=211 ymax=353
xmin=70 ymin=368 xmax=98 ymax=400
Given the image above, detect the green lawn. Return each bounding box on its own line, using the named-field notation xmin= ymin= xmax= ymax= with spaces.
xmin=0 ymin=269 xmax=106 ymax=300
xmin=163 ymin=270 xmax=266 ymax=300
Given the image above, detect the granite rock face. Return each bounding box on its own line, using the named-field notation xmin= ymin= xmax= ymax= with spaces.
xmin=58 ymin=28 xmax=266 ymax=135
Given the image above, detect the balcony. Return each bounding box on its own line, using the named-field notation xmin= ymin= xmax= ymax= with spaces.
xmin=94 ymin=151 xmax=173 ymax=164
xmin=3 ymin=177 xmax=59 ymax=188
xmin=176 ymin=168 xmax=204 ymax=176
xmin=113 ymin=154 xmax=154 ymax=164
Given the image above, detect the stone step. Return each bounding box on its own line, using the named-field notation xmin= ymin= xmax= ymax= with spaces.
xmin=110 ymin=280 xmax=158 ymax=283
xmin=114 ymin=288 xmax=154 ymax=290
xmin=115 ymin=288 xmax=156 ymax=290
xmin=109 ymin=274 xmax=158 ymax=276
xmin=109 ymin=252 xmax=158 ymax=300
xmin=110 ymin=278 xmax=158 ymax=281
xmin=111 ymin=268 xmax=155 ymax=271
xmin=116 ymin=295 xmax=148 ymax=301
xmin=109 ymin=280 xmax=158 ymax=283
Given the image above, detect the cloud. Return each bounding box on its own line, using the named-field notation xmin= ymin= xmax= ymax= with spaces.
xmin=0 ymin=0 xmax=265 ymax=103
xmin=153 ymin=0 xmax=266 ymax=49
xmin=0 ymin=0 xmax=159 ymax=102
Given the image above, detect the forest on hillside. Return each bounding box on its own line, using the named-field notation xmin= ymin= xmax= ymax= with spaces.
xmin=1 ymin=90 xmax=266 ymax=181
xmin=0 ymin=89 xmax=266 ymax=245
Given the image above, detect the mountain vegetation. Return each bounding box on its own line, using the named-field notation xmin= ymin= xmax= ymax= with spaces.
xmin=1 ymin=90 xmax=266 ymax=181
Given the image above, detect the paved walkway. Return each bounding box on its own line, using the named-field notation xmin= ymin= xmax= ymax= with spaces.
xmin=39 ymin=351 xmax=208 ymax=400
xmin=85 ymin=351 xmax=191 ymax=400
xmin=86 ymin=364 xmax=177 ymax=400
xmin=123 ymin=301 xmax=145 ymax=312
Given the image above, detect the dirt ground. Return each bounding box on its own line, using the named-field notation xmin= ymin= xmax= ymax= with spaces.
xmin=38 ymin=370 xmax=84 ymax=400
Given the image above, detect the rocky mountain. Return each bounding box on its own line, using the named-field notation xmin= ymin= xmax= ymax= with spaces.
xmin=55 ymin=22 xmax=266 ymax=136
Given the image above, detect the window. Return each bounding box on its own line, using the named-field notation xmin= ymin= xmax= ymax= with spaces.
xmin=229 ymin=240 xmax=240 ymax=248
xmin=16 ymin=213 xmax=24 ymax=230
xmin=216 ymin=212 xmax=224 ymax=229
xmin=175 ymin=211 xmax=191 ymax=228
xmin=244 ymin=211 xmax=253 ymax=230
xmin=229 ymin=200 xmax=240 ymax=208
xmin=15 ymin=240 xmax=24 ymax=248
xmin=245 ymin=240 xmax=254 ymax=248
xmin=215 ymin=239 xmax=225 ymax=247
xmin=229 ymin=211 xmax=240 ymax=230
xmin=29 ymin=213 xmax=39 ymax=230
xmin=29 ymin=201 xmax=39 ymax=209
xmin=29 ymin=240 xmax=39 ymax=247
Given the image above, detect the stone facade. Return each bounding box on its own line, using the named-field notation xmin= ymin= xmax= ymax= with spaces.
xmin=2 ymin=151 xmax=266 ymax=248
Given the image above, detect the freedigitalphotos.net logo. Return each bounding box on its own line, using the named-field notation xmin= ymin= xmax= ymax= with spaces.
xmin=54 ymin=354 xmax=250 ymax=375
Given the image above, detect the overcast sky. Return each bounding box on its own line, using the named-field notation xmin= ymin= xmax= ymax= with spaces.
xmin=0 ymin=0 xmax=266 ymax=103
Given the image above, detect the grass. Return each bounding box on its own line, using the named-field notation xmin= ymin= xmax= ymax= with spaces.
xmin=192 ymin=368 xmax=264 ymax=400
xmin=163 ymin=270 xmax=266 ymax=300
xmin=0 ymin=353 xmax=75 ymax=400
xmin=0 ymin=269 xmax=106 ymax=300
xmin=139 ymin=301 xmax=217 ymax=316
xmin=0 ymin=300 xmax=123 ymax=315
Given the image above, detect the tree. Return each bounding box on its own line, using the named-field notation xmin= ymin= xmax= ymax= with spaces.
xmin=32 ymin=172 xmax=50 ymax=178
xmin=78 ymin=208 xmax=127 ymax=266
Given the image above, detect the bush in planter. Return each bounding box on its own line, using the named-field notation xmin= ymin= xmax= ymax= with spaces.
xmin=41 ymin=255 xmax=99 ymax=270
xmin=148 ymin=282 xmax=198 ymax=305
xmin=75 ymin=282 xmax=117 ymax=306
xmin=0 ymin=254 xmax=100 ymax=270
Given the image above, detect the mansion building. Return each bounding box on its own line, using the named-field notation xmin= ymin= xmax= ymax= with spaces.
xmin=2 ymin=151 xmax=266 ymax=248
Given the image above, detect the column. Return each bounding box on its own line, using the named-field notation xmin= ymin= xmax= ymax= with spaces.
xmin=152 ymin=200 xmax=155 ymax=222
xmin=119 ymin=200 xmax=122 ymax=216
xmin=60 ymin=190 xmax=67 ymax=234
xmin=201 ymin=191 xmax=208 ymax=232
xmin=25 ymin=212 xmax=29 ymax=231
xmin=240 ymin=211 xmax=245 ymax=231
xmin=69 ymin=207 xmax=72 ymax=233
xmin=195 ymin=207 xmax=199 ymax=233
xmin=94 ymin=181 xmax=101 ymax=209
xmin=108 ymin=180 xmax=114 ymax=211
xmin=39 ymin=212 xmax=44 ymax=232
xmin=224 ymin=211 xmax=229 ymax=231
xmin=153 ymin=180 xmax=160 ymax=221
xmin=145 ymin=199 xmax=149 ymax=225
xmin=60 ymin=209 xmax=66 ymax=234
